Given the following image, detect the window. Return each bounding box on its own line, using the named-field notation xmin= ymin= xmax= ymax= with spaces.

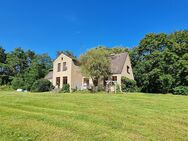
xmin=112 ymin=76 xmax=117 ymax=81
xmin=57 ymin=63 xmax=61 ymax=72
xmin=56 ymin=77 xmax=60 ymax=88
xmin=127 ymin=66 xmax=130 ymax=74
xmin=63 ymin=76 xmax=68 ymax=84
xmin=62 ymin=62 xmax=67 ymax=71
xmin=83 ymin=78 xmax=89 ymax=86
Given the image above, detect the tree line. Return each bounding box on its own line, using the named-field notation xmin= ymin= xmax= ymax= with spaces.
xmin=0 ymin=30 xmax=187 ymax=94
xmin=0 ymin=48 xmax=52 ymax=90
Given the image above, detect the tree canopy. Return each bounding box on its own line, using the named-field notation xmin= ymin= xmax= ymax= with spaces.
xmin=130 ymin=30 xmax=188 ymax=93
xmin=80 ymin=47 xmax=110 ymax=86
xmin=0 ymin=47 xmax=52 ymax=90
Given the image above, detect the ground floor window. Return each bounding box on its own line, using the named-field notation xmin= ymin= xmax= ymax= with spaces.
xmin=63 ymin=76 xmax=68 ymax=84
xmin=112 ymin=76 xmax=117 ymax=82
xmin=56 ymin=77 xmax=60 ymax=88
xmin=83 ymin=78 xmax=89 ymax=86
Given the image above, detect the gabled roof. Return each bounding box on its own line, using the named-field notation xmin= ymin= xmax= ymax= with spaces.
xmin=54 ymin=52 xmax=80 ymax=66
xmin=44 ymin=71 xmax=53 ymax=80
xmin=109 ymin=52 xmax=128 ymax=74
xmin=48 ymin=52 xmax=128 ymax=80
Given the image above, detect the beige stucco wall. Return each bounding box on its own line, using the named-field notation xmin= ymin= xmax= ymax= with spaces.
xmin=121 ymin=54 xmax=134 ymax=80
xmin=111 ymin=74 xmax=122 ymax=85
xmin=52 ymin=54 xmax=72 ymax=89
xmin=71 ymin=62 xmax=83 ymax=90
xmin=111 ymin=55 xmax=134 ymax=87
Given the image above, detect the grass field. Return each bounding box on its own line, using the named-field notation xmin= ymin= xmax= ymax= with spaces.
xmin=0 ymin=91 xmax=188 ymax=141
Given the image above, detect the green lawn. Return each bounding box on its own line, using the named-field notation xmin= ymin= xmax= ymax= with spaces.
xmin=0 ymin=91 xmax=188 ymax=141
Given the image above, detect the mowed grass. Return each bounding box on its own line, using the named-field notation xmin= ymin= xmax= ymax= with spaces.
xmin=0 ymin=91 xmax=188 ymax=141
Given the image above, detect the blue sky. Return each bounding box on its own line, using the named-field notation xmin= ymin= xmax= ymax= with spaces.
xmin=0 ymin=0 xmax=188 ymax=58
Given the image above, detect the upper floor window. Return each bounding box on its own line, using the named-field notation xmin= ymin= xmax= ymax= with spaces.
xmin=127 ymin=66 xmax=130 ymax=74
xmin=62 ymin=62 xmax=67 ymax=71
xmin=57 ymin=63 xmax=61 ymax=72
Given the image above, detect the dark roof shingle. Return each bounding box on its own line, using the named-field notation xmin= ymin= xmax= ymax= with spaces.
xmin=109 ymin=52 xmax=128 ymax=74
xmin=44 ymin=71 xmax=53 ymax=80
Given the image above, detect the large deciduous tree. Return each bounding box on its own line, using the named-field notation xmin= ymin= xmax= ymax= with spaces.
xmin=0 ymin=47 xmax=53 ymax=90
xmin=6 ymin=48 xmax=28 ymax=76
xmin=130 ymin=30 xmax=188 ymax=93
xmin=80 ymin=47 xmax=110 ymax=87
xmin=19 ymin=54 xmax=52 ymax=90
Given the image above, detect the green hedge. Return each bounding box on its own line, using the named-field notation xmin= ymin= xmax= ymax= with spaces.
xmin=121 ymin=77 xmax=138 ymax=92
xmin=173 ymin=86 xmax=188 ymax=95
xmin=31 ymin=79 xmax=54 ymax=92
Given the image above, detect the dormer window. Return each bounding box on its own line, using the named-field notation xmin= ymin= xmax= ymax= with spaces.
xmin=127 ymin=66 xmax=130 ymax=74
xmin=62 ymin=62 xmax=67 ymax=71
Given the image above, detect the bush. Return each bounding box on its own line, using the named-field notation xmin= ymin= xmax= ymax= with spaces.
xmin=173 ymin=86 xmax=188 ymax=95
xmin=121 ymin=77 xmax=138 ymax=92
xmin=12 ymin=77 xmax=25 ymax=90
xmin=61 ymin=84 xmax=70 ymax=93
xmin=116 ymin=84 xmax=121 ymax=93
xmin=31 ymin=79 xmax=54 ymax=92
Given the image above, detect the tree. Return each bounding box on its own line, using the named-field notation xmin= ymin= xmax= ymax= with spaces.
xmin=0 ymin=47 xmax=9 ymax=85
xmin=80 ymin=47 xmax=110 ymax=87
xmin=130 ymin=30 xmax=188 ymax=93
xmin=6 ymin=48 xmax=28 ymax=76
xmin=23 ymin=54 xmax=53 ymax=90
xmin=0 ymin=47 xmax=6 ymax=63
xmin=106 ymin=47 xmax=128 ymax=54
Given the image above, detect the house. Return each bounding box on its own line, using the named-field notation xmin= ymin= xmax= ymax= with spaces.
xmin=45 ymin=52 xmax=134 ymax=92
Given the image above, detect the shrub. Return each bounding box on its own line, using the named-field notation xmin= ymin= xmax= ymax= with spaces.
xmin=31 ymin=79 xmax=54 ymax=92
xmin=173 ymin=86 xmax=188 ymax=95
xmin=121 ymin=77 xmax=138 ymax=92
xmin=61 ymin=84 xmax=70 ymax=93
xmin=12 ymin=77 xmax=25 ymax=90
xmin=116 ymin=84 xmax=121 ymax=93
